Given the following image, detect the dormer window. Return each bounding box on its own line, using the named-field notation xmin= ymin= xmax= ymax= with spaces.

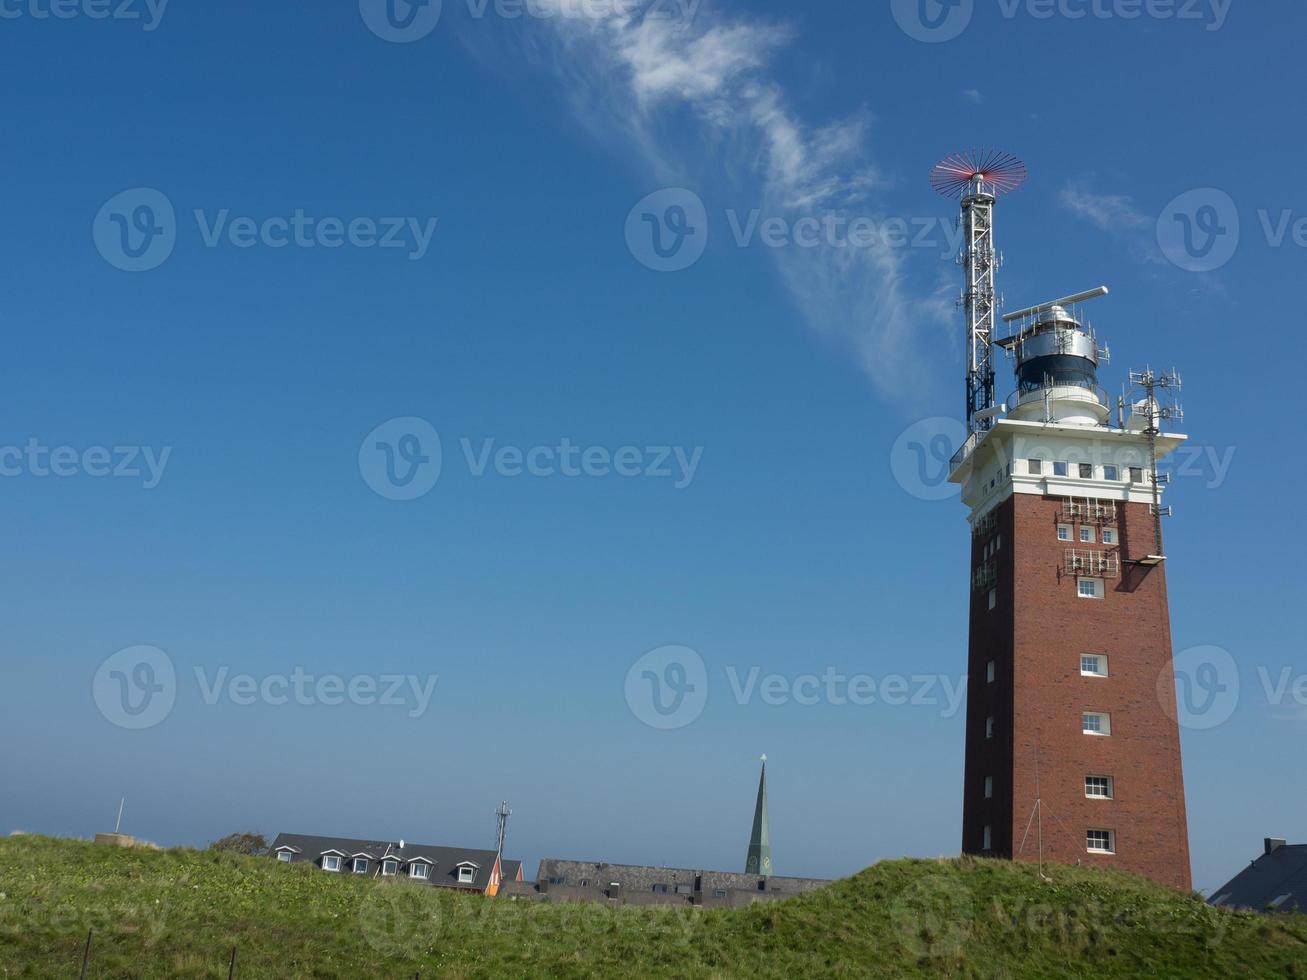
xmin=381 ymin=859 xmax=398 ymax=876
xmin=322 ymin=855 xmax=342 ymax=872
xmin=458 ymin=866 xmax=476 ymax=884
xmin=277 ymin=851 xmax=293 ymax=863
xmin=353 ymin=858 xmax=369 ymax=874
xmin=409 ymin=861 xmax=431 ymax=880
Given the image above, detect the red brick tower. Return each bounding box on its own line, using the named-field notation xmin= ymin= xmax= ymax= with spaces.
xmin=932 ymin=153 xmax=1191 ymax=890
xmin=949 ymin=303 xmax=1192 ymax=890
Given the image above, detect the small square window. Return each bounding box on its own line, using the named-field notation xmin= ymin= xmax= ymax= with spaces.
xmin=1103 ymin=465 xmax=1119 ymax=481
xmin=277 ymin=851 xmax=293 ymax=863
xmin=1057 ymin=524 xmax=1072 ymax=542
xmin=1081 ymin=654 xmax=1108 ymax=677
xmin=1079 ymin=463 xmax=1094 ymax=479
xmin=1087 ymin=829 xmax=1115 ymax=854
xmin=1101 ymin=528 xmax=1118 ymax=545
xmin=353 ymin=858 xmax=369 ymax=874
xmin=1083 ymin=712 xmax=1112 ymax=736
xmin=1077 ymin=578 xmax=1105 ymax=599
xmin=323 ymin=855 xmax=341 ymax=872
xmin=1080 ymin=527 xmax=1095 ymax=543
xmin=985 ymin=716 xmax=995 ymax=739
xmin=1053 ymin=462 xmax=1069 ymax=477
xmin=382 ymin=860 xmax=398 ymax=876
xmin=410 ymin=863 xmax=429 ymax=880
xmin=986 ymin=661 xmax=996 ymax=684
xmin=984 ymin=776 xmax=993 ymax=799
xmin=1129 ymin=467 xmax=1144 ymax=483
xmin=1028 ymin=459 xmax=1044 ymax=475
xmin=1085 ymin=776 xmax=1114 ymax=799
xmin=458 ymin=866 xmax=476 ymax=884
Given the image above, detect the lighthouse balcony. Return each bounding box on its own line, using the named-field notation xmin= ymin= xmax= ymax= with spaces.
xmin=1007 ymin=385 xmax=1112 ymax=425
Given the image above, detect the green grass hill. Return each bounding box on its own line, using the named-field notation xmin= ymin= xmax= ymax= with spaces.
xmin=0 ymin=834 xmax=1303 ymax=978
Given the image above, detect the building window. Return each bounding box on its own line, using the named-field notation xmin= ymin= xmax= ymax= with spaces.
xmin=410 ymin=863 xmax=430 ymax=880
xmin=988 ymin=588 xmax=997 ymax=611
xmin=322 ymin=855 xmax=342 ymax=872
xmin=986 ymin=661 xmax=996 ymax=684
xmin=1081 ymin=654 xmax=1109 ymax=678
xmin=1083 ymin=712 xmax=1112 ymax=736
xmin=353 ymin=858 xmax=369 ymax=874
xmin=1057 ymin=524 xmax=1072 ymax=542
xmin=458 ymin=866 xmax=476 ymax=884
xmin=984 ymin=776 xmax=993 ymax=799
xmin=1080 ymin=527 xmax=1095 ymax=544
xmin=1101 ymin=528 xmax=1118 ymax=545
xmin=985 ymin=716 xmax=995 ymax=739
xmin=1103 ymin=465 xmax=1119 ymax=481
xmin=713 ymin=889 xmax=728 ymax=898
xmin=982 ymin=825 xmax=992 ymax=850
xmin=1086 ymin=829 xmax=1116 ymax=854
xmin=1028 ymin=459 xmax=1044 ymax=475
xmin=1129 ymin=467 xmax=1144 ymax=483
xmin=1085 ymin=776 xmax=1114 ymax=799
xmin=1077 ymin=578 xmax=1105 ymax=599
xmin=382 ymin=860 xmax=398 ymax=876
xmin=1053 ymin=462 xmax=1069 ymax=477
xmin=277 ymin=851 xmax=293 ymax=863
xmin=652 ymin=884 xmax=669 ymax=894
xmin=1079 ymin=463 xmax=1094 ymax=479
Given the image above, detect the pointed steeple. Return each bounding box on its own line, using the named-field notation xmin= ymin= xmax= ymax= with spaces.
xmin=745 ymin=754 xmax=772 ymax=876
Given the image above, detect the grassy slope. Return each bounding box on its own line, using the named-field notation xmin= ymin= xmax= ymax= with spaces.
xmin=0 ymin=835 xmax=1304 ymax=979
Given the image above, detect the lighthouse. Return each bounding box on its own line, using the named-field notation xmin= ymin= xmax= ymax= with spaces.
xmin=934 ymin=151 xmax=1192 ymax=890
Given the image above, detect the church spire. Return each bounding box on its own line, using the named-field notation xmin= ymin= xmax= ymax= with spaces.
xmin=745 ymin=754 xmax=772 ymax=876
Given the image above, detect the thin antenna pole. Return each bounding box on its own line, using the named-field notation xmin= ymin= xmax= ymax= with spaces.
xmin=114 ymin=798 xmax=125 ymax=835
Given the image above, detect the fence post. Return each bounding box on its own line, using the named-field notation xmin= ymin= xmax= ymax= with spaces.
xmin=79 ymin=929 xmax=92 ymax=979
xmin=228 ymin=945 xmax=237 ymax=979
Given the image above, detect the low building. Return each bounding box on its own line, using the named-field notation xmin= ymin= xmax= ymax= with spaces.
xmin=270 ymin=832 xmax=522 ymax=896
xmin=1210 ymin=838 xmax=1307 ymax=913
xmin=500 ymin=858 xmax=829 ymax=908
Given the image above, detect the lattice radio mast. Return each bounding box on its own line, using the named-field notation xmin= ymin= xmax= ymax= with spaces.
xmin=930 ymin=149 xmax=1028 ymax=438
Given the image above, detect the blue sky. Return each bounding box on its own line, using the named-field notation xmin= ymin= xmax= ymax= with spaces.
xmin=1 ymin=0 xmax=1303 ymax=896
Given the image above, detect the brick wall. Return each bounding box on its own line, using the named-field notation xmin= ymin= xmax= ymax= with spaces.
xmin=962 ymin=493 xmax=1192 ymax=890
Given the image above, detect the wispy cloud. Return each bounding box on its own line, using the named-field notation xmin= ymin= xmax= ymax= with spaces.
xmin=488 ymin=2 xmax=953 ymax=402
xmin=961 ymin=88 xmax=984 ymax=104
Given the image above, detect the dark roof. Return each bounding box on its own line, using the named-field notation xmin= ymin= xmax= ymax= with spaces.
xmin=271 ymin=832 xmax=516 ymax=892
xmin=1211 ymin=842 xmax=1307 ymax=913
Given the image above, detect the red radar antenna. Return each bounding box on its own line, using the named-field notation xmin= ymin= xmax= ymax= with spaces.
xmin=930 ymin=148 xmax=1027 ymax=199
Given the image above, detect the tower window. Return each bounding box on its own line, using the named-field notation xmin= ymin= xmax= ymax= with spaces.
xmin=1083 ymin=712 xmax=1112 ymax=736
xmin=1080 ymin=527 xmax=1095 ymax=543
xmin=1102 ymin=528 xmax=1118 ymax=545
xmin=1080 ymin=654 xmax=1109 ymax=677
xmin=1079 ymin=463 xmax=1094 ymax=479
xmin=1086 ymin=829 xmax=1116 ymax=854
xmin=1053 ymin=462 xmax=1069 ymax=477
xmin=1057 ymin=524 xmax=1072 ymax=542
xmin=1077 ymin=578 xmax=1105 ymax=599
xmin=1085 ymin=776 xmax=1114 ymax=799
xmin=1129 ymin=467 xmax=1144 ymax=483
xmin=986 ymin=716 xmax=995 ymax=739
xmin=986 ymin=661 xmax=996 ymax=684
xmin=982 ymin=825 xmax=992 ymax=851
xmin=984 ymin=776 xmax=993 ymax=799
xmin=988 ymin=588 xmax=997 ymax=611
xmin=1103 ymin=465 xmax=1119 ymax=481
xmin=1028 ymin=459 xmax=1044 ymax=475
